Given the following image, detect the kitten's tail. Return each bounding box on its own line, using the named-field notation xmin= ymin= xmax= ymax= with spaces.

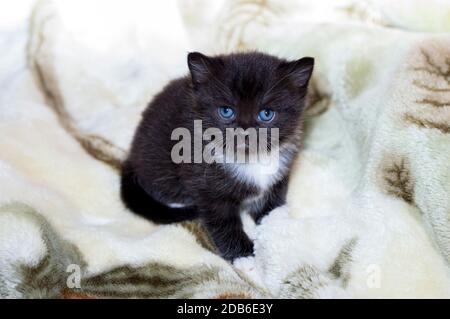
xmin=120 ymin=164 xmax=199 ymax=224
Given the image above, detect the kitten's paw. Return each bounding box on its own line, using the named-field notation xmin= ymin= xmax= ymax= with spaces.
xmin=238 ymin=236 xmax=255 ymax=257
xmin=253 ymin=213 xmax=267 ymax=225
xmin=221 ymin=236 xmax=254 ymax=262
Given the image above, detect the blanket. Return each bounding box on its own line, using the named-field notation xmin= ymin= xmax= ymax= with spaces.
xmin=1 ymin=0 xmax=450 ymax=298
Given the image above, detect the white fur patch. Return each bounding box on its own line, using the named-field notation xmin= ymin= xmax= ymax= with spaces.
xmin=224 ymin=143 xmax=296 ymax=191
xmin=167 ymin=202 xmax=187 ymax=208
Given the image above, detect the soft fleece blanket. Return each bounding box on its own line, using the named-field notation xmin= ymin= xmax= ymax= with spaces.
xmin=1 ymin=0 xmax=450 ymax=298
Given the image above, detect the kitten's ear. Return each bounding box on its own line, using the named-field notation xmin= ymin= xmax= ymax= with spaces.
xmin=187 ymin=52 xmax=221 ymax=86
xmin=279 ymin=57 xmax=314 ymax=88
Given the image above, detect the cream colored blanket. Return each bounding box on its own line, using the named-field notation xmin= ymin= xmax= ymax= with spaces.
xmin=1 ymin=0 xmax=450 ymax=298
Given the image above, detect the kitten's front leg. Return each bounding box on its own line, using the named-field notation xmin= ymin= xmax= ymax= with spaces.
xmin=201 ymin=203 xmax=254 ymax=261
xmin=251 ymin=177 xmax=288 ymax=224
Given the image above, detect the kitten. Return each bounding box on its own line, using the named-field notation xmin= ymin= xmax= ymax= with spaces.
xmin=121 ymin=52 xmax=314 ymax=261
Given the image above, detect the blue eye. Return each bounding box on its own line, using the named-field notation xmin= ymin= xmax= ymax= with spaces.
xmin=258 ymin=109 xmax=275 ymax=122
xmin=218 ymin=106 xmax=235 ymax=119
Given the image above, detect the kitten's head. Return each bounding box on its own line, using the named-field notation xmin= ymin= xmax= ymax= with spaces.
xmin=187 ymin=51 xmax=314 ymax=154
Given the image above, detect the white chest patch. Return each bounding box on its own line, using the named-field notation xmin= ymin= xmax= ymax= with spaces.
xmin=223 ymin=143 xmax=296 ymax=190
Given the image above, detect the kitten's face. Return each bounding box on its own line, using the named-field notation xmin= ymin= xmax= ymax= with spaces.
xmin=187 ymin=52 xmax=314 ymax=151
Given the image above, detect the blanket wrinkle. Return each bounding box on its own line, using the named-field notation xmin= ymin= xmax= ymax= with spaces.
xmin=27 ymin=1 xmax=125 ymax=171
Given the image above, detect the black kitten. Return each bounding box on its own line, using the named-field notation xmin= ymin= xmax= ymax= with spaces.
xmin=121 ymin=52 xmax=314 ymax=261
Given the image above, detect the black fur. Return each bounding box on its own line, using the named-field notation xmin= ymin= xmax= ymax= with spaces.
xmin=121 ymin=52 xmax=314 ymax=261
xmin=121 ymin=162 xmax=199 ymax=224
